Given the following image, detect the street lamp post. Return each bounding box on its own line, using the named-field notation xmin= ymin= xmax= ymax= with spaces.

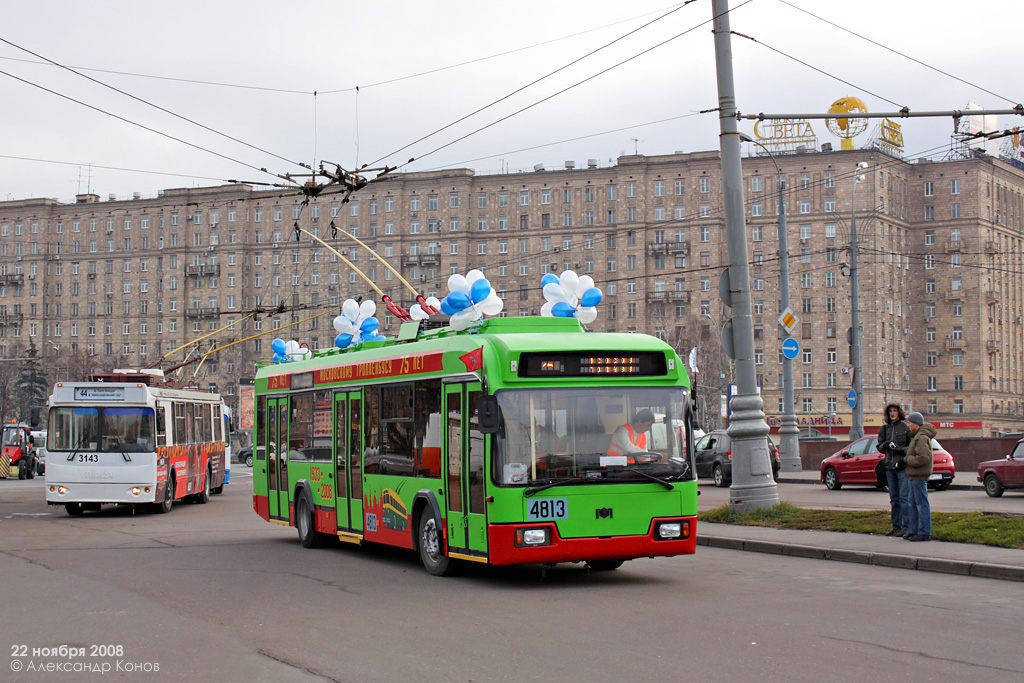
xmin=739 ymin=132 xmax=800 ymax=472
xmin=850 ymin=162 xmax=869 ymax=441
xmin=711 ymin=0 xmax=779 ymax=512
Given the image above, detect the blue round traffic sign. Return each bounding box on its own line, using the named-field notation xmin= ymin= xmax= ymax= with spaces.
xmin=782 ymin=338 xmax=799 ymax=360
xmin=847 ymin=389 xmax=857 ymax=408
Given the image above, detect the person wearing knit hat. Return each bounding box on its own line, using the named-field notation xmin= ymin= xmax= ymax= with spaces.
xmin=904 ymin=413 xmax=936 ymax=541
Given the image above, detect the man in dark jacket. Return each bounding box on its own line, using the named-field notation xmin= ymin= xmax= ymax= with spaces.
xmin=877 ymin=403 xmax=912 ymax=537
xmin=904 ymin=412 xmax=936 ymax=542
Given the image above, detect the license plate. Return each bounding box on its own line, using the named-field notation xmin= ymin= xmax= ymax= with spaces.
xmin=526 ymin=498 xmax=568 ymax=520
xmin=928 ymin=473 xmax=943 ymax=481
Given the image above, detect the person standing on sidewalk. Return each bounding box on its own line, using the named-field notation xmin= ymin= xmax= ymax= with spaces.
xmin=877 ymin=403 xmax=911 ymax=537
xmin=904 ymin=412 xmax=935 ymax=542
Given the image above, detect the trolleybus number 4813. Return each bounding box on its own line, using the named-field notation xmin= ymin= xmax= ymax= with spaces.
xmin=527 ymin=498 xmax=568 ymax=520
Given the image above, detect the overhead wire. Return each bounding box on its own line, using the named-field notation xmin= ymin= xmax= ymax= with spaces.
xmin=367 ymin=0 xmax=703 ymax=168
xmin=0 ymin=67 xmax=278 ymax=180
xmin=0 ymin=37 xmax=306 ymax=170
xmin=775 ymin=0 xmax=1022 ymax=107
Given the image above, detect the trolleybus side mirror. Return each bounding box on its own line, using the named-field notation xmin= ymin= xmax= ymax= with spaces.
xmin=478 ymin=395 xmax=500 ymax=434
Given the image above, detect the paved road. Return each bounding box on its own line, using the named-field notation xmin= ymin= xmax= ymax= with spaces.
xmin=1 ymin=472 xmax=1022 ymax=682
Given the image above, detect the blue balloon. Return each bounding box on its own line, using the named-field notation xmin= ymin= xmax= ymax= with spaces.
xmin=446 ymin=291 xmax=472 ymax=312
xmin=541 ymin=273 xmax=559 ymax=287
xmin=334 ymin=333 xmax=353 ymax=348
xmin=440 ymin=297 xmax=457 ymax=315
xmin=360 ymin=316 xmax=380 ymax=333
xmin=372 ymin=334 xmax=387 ymax=342
xmin=272 ymin=338 xmax=286 ymax=354
xmin=580 ymin=287 xmax=603 ymax=308
xmin=273 ymin=353 xmax=284 ymax=363
xmin=552 ymin=302 xmax=576 ymax=317
xmin=470 ymin=278 xmax=491 ymax=304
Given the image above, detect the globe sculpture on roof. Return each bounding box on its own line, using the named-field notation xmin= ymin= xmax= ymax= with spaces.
xmin=825 ymin=96 xmax=869 ymax=150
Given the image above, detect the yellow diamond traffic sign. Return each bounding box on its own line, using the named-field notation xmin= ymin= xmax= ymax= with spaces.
xmin=778 ymin=307 xmax=800 ymax=334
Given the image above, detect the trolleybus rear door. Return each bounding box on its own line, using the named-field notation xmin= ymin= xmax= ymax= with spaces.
xmin=267 ymin=397 xmax=289 ymax=522
xmin=332 ymin=391 xmax=364 ymax=534
xmin=443 ymin=382 xmax=488 ymax=558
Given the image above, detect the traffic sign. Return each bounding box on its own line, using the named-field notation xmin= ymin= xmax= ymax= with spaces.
xmin=847 ymin=389 xmax=857 ymax=408
xmin=782 ymin=338 xmax=799 ymax=360
xmin=778 ymin=307 xmax=800 ymax=335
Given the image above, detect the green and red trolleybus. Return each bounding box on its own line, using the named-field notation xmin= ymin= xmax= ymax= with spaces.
xmin=252 ymin=316 xmax=698 ymax=575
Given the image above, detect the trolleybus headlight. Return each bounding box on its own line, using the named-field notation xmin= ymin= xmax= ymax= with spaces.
xmin=515 ymin=528 xmax=550 ymax=547
xmin=131 ymin=487 xmax=141 ymax=496
xmin=656 ymin=521 xmax=684 ymax=539
xmin=54 ymin=486 xmax=67 ymax=495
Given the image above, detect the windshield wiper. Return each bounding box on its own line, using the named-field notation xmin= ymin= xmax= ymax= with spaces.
xmin=623 ymin=468 xmax=675 ymax=490
xmin=67 ymin=436 xmax=86 ymax=461
xmin=524 ymin=479 xmax=593 ymax=497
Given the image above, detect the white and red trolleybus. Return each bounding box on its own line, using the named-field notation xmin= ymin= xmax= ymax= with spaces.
xmin=44 ymin=369 xmax=227 ymax=516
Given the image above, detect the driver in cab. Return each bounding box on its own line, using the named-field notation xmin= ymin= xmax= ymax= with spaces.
xmin=608 ymin=409 xmax=655 ymax=464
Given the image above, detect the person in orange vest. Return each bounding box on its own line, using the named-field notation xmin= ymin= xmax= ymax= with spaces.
xmin=608 ymin=409 xmax=655 ymax=463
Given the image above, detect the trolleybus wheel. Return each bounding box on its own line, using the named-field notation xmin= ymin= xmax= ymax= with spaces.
xmin=418 ymin=510 xmax=454 ymax=576
xmin=194 ymin=466 xmax=211 ymax=505
xmin=65 ymin=502 xmax=84 ymax=517
xmin=155 ymin=476 xmax=174 ymax=514
xmin=587 ymin=560 xmax=625 ymax=571
xmin=296 ymin=495 xmax=325 ymax=548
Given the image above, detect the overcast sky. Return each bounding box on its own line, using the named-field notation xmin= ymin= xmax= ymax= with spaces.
xmin=1 ymin=0 xmax=1021 ymax=203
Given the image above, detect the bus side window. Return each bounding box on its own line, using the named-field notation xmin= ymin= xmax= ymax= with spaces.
xmin=155 ymin=406 xmax=167 ymax=448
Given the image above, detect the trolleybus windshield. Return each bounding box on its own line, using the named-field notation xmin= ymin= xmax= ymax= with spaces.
xmin=494 ymin=386 xmax=693 ymax=486
xmin=48 ymin=407 xmax=155 ymax=454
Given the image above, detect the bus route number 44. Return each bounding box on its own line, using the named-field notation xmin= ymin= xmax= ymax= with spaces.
xmin=527 ymin=498 xmax=568 ymax=520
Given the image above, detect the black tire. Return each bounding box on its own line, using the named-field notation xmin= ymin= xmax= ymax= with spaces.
xmin=245 ymin=454 xmax=253 ymax=468
xmin=587 ymin=560 xmax=625 ymax=571
xmin=934 ymin=480 xmax=950 ymax=491
xmin=18 ymin=464 xmax=26 ymax=480
xmin=155 ymin=475 xmax=174 ymax=514
xmin=296 ymin=495 xmax=326 ymax=548
xmin=984 ymin=473 xmax=1004 ymax=498
xmin=37 ymin=462 xmax=45 ymax=476
xmin=194 ymin=466 xmax=211 ymax=505
xmin=823 ymin=466 xmax=842 ymax=490
xmin=418 ymin=509 xmax=454 ymax=576
xmin=713 ymin=463 xmax=728 ymax=488
xmin=25 ymin=458 xmax=35 ymax=479
xmin=65 ymin=502 xmax=84 ymax=516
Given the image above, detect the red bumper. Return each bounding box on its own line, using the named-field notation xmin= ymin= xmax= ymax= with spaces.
xmin=485 ymin=517 xmax=697 ymax=566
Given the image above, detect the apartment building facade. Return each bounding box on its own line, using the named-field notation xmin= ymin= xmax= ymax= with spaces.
xmin=1 ymin=148 xmax=1022 ymax=436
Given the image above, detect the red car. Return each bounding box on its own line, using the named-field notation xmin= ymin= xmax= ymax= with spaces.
xmin=977 ymin=439 xmax=1024 ymax=497
xmin=820 ymin=435 xmax=955 ymax=491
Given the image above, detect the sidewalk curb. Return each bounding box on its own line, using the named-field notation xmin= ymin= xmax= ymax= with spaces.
xmin=696 ymin=535 xmax=1024 ymax=582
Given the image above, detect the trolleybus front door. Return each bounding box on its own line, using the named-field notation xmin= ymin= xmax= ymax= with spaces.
xmin=333 ymin=390 xmax=363 ymax=535
xmin=267 ymin=397 xmax=289 ymax=522
xmin=443 ymin=382 xmax=487 ymax=558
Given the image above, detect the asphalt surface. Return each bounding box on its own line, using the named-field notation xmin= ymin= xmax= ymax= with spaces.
xmin=701 ymin=470 xmax=1024 ymax=582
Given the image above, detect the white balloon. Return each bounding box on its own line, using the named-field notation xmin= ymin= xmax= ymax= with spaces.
xmin=478 ymin=293 xmax=504 ymax=316
xmin=540 ymin=301 xmax=555 ymax=317
xmin=449 ymin=308 xmax=478 ymax=331
xmin=448 ymin=273 xmax=469 ymax=295
xmin=559 ymin=270 xmax=579 ymax=302
xmin=333 ymin=315 xmax=347 ymax=333
xmin=336 ymin=318 xmax=357 ymax=335
xmin=359 ymin=300 xmax=377 ymax=319
xmin=465 ymin=269 xmax=485 ymax=285
xmin=410 ymin=304 xmax=428 ymax=321
xmin=285 ymin=340 xmax=301 ymax=355
xmin=578 ymin=275 xmax=595 ymax=294
xmin=342 ymin=299 xmax=360 ymax=321
xmin=543 ymin=282 xmax=569 ymax=303
xmin=425 ymin=296 xmax=441 ymax=309
xmin=577 ymin=306 xmax=598 ymax=324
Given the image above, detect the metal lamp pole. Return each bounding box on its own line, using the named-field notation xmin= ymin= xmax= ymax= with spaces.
xmin=711 ymin=0 xmax=779 ymax=512
xmin=739 ymin=133 xmax=800 ymax=472
xmin=849 ymin=162 xmax=869 ymax=441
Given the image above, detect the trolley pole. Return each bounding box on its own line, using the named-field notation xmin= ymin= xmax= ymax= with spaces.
xmin=711 ymin=0 xmax=779 ymax=512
